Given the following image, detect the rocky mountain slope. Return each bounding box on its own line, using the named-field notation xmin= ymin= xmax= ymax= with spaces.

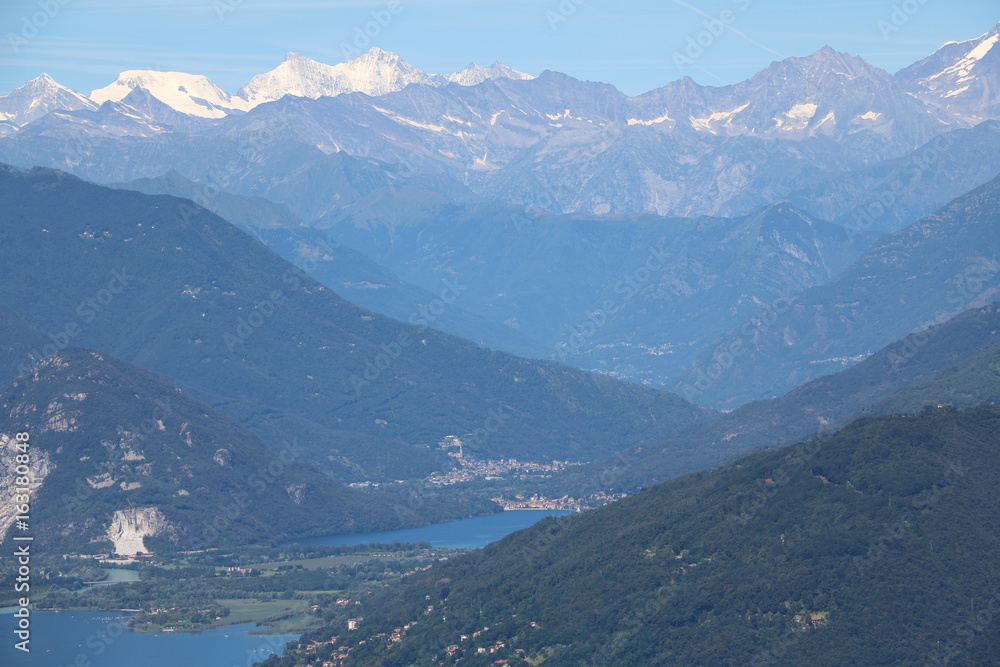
xmin=0 ymin=348 xmax=424 ymax=553
xmin=324 ymin=195 xmax=876 ymax=386
xmin=897 ymin=23 xmax=1000 ymax=125
xmin=266 ymin=404 xmax=1000 ymax=666
xmin=0 ymin=165 xmax=711 ymax=483
xmin=675 ymin=172 xmax=1000 ymax=408
xmin=4 ymin=33 xmax=998 ymax=220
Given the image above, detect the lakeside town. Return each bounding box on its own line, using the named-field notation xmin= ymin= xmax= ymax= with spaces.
xmin=426 ymin=455 xmax=583 ymax=486
xmin=346 ymin=436 xmax=630 ymax=512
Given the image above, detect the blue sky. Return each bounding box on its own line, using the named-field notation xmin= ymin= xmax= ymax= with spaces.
xmin=0 ymin=0 xmax=997 ymax=96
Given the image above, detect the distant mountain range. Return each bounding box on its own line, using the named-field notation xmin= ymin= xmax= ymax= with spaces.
xmin=322 ymin=194 xmax=876 ymax=385
xmin=112 ymin=171 xmax=546 ymax=359
xmin=5 ymin=29 xmax=1000 ymax=650
xmin=2 ymin=27 xmax=998 ymax=406
xmin=547 ymin=302 xmax=1000 ymax=495
xmin=1 ymin=25 xmax=998 ymax=220
xmin=678 ymin=172 xmax=1000 ymax=408
xmin=897 ymin=23 xmax=1000 ymax=125
xmin=78 ymin=48 xmax=534 ymax=120
xmin=0 ymin=165 xmax=711 ymax=486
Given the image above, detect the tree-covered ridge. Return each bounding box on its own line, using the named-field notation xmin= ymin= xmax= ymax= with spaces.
xmin=0 ymin=348 xmax=491 ymax=552
xmin=859 ymin=341 xmax=1000 ymax=418
xmin=0 ymin=164 xmax=712 ymax=483
xmin=113 ymin=171 xmax=547 ymax=360
xmin=274 ymin=405 xmax=1000 ymax=666
xmin=677 ymin=171 xmax=1000 ymax=408
xmin=0 ymin=298 xmax=46 ymax=388
xmin=546 ymin=302 xmax=1000 ymax=495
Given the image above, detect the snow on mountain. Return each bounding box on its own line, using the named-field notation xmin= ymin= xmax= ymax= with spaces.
xmin=90 ymin=70 xmax=252 ymax=118
xmin=634 ymin=46 xmax=942 ymax=152
xmin=446 ymin=62 xmax=534 ymax=86
xmin=896 ymin=22 xmax=1000 ymax=124
xmin=239 ymin=50 xmax=535 ymax=107
xmin=238 ymin=48 xmax=442 ymax=107
xmin=0 ymin=50 xmax=535 ymax=131
xmin=0 ymin=73 xmax=97 ymax=128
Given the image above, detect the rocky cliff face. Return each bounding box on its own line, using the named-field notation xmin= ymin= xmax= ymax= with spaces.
xmin=0 ymin=348 xmax=416 ymax=551
xmin=896 ymin=23 xmax=1000 ymax=125
xmin=0 ymin=432 xmax=53 ymax=540
xmin=104 ymin=507 xmax=170 ymax=555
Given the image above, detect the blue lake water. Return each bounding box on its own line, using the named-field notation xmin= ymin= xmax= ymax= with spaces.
xmin=0 ymin=610 xmax=297 ymax=667
xmin=0 ymin=510 xmax=571 ymax=666
xmin=290 ymin=509 xmax=574 ymax=549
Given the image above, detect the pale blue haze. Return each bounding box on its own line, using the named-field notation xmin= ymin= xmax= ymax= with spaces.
xmin=0 ymin=0 xmax=997 ymax=95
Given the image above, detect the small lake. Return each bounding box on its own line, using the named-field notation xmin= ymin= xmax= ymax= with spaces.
xmin=84 ymin=568 xmax=141 ymax=587
xmin=0 ymin=511 xmax=571 ymax=665
xmin=290 ymin=509 xmax=574 ymax=549
xmin=0 ymin=610 xmax=297 ymax=667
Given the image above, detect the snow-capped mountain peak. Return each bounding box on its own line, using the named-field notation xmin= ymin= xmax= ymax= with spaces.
xmin=446 ymin=62 xmax=534 ymax=86
xmin=631 ymin=45 xmax=938 ymax=147
xmin=765 ymin=46 xmax=885 ymax=84
xmin=238 ymin=50 xmax=536 ymax=107
xmin=0 ymin=73 xmax=97 ymax=129
xmin=3 ymin=50 xmax=539 ymax=127
xmin=237 ymin=48 xmax=441 ymax=107
xmin=17 ymin=72 xmax=59 ymax=92
xmin=89 ymin=70 xmax=251 ymax=119
xmin=896 ymin=22 xmax=1000 ymax=124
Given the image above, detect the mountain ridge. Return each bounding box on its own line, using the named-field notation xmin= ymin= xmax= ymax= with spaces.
xmin=897 ymin=22 xmax=1000 ymax=125
xmin=2 ymin=36 xmax=996 ymax=221
xmin=264 ymin=403 xmax=1000 ymax=666
xmin=0 ymin=164 xmax=712 ymax=483
xmin=0 ymin=347 xmax=447 ymax=553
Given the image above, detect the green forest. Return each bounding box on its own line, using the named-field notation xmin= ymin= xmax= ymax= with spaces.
xmin=262 ymin=405 xmax=1000 ymax=666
